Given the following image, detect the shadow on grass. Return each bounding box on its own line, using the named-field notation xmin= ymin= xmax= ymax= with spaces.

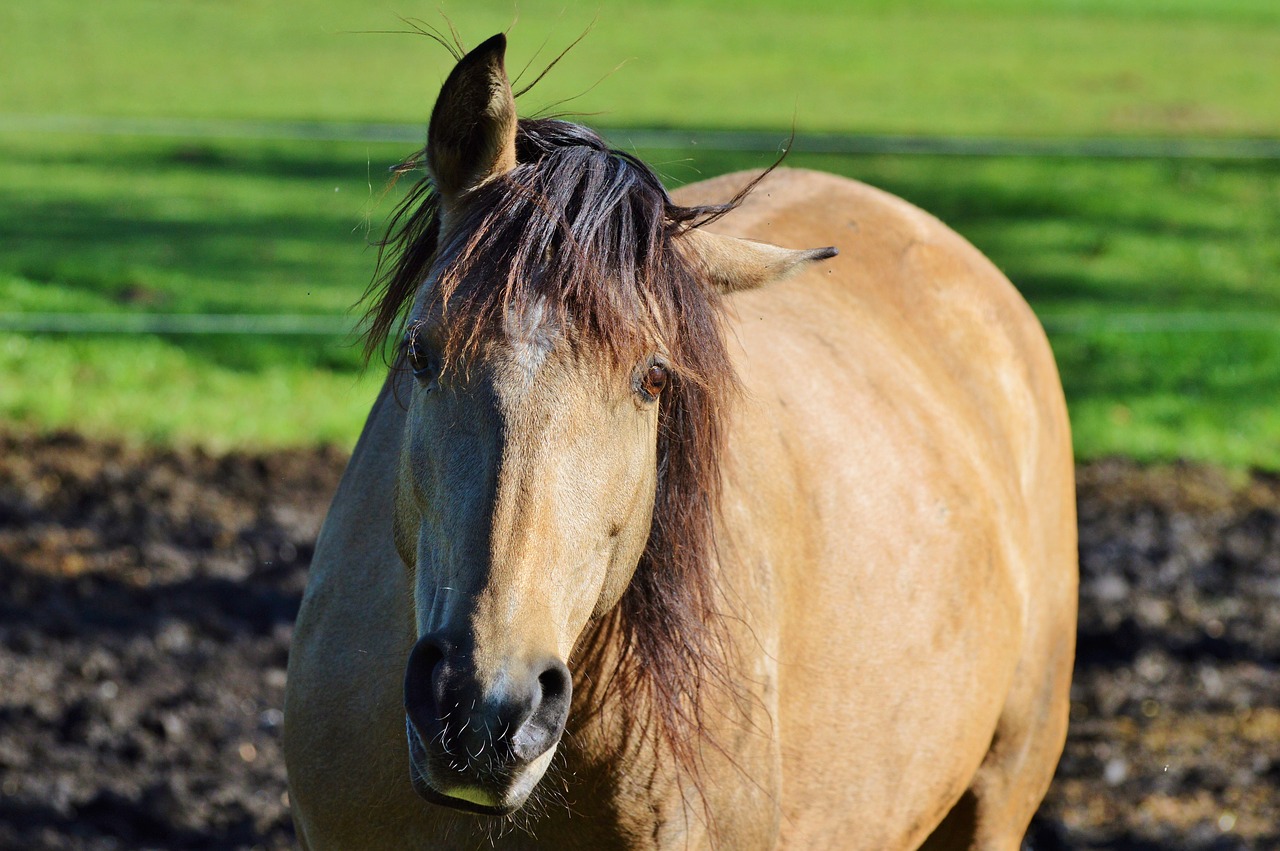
xmin=6 ymin=137 xmax=1280 ymax=454
xmin=1 ymin=194 xmax=374 ymax=291
xmin=9 ymin=139 xmax=1280 ymax=320
xmin=9 ymin=136 xmax=414 ymax=185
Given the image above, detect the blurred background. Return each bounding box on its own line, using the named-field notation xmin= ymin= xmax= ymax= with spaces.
xmin=1 ymin=1 xmax=1277 ymax=849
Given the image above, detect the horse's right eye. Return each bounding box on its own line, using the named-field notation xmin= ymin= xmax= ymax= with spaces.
xmin=403 ymin=334 xmax=439 ymax=387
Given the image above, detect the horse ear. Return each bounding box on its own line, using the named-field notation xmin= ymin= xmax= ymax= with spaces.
xmin=427 ymin=33 xmax=518 ymax=207
xmin=678 ymin=228 xmax=838 ymax=293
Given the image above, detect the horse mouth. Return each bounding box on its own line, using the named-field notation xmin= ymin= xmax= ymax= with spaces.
xmin=405 ymin=716 xmax=541 ymax=816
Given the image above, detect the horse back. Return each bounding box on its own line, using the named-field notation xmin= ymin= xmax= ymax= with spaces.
xmin=675 ymin=169 xmax=1076 ymax=848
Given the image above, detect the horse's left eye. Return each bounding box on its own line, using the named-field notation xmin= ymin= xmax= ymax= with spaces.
xmin=638 ymin=362 xmax=669 ymax=400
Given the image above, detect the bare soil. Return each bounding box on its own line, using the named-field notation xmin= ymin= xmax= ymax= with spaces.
xmin=0 ymin=433 xmax=1276 ymax=850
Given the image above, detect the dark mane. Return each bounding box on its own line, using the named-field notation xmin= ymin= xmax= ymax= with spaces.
xmin=360 ymin=118 xmax=758 ymax=789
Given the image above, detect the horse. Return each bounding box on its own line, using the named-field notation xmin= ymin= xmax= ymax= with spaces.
xmin=284 ymin=33 xmax=1077 ymax=850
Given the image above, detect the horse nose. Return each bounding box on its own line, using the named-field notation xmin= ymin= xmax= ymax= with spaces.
xmin=403 ymin=633 xmax=572 ymax=767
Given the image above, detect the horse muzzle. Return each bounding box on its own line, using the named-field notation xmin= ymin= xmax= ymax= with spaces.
xmin=403 ymin=632 xmax=572 ymax=814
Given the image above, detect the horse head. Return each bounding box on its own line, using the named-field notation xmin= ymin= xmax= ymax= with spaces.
xmin=383 ymin=33 xmax=835 ymax=815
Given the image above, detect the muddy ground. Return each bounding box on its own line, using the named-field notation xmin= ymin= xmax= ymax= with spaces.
xmin=0 ymin=432 xmax=1276 ymax=850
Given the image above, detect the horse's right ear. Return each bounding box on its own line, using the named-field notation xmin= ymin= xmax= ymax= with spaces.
xmin=678 ymin=227 xmax=838 ymax=293
xmin=427 ymin=33 xmax=518 ymax=211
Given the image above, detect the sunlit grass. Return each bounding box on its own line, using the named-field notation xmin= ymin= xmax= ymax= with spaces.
xmin=0 ymin=333 xmax=382 ymax=450
xmin=1 ymin=0 xmax=1278 ymax=137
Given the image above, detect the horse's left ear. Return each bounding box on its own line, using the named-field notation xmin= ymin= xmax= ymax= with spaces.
xmin=427 ymin=33 xmax=518 ymax=209
xmin=678 ymin=227 xmax=838 ymax=293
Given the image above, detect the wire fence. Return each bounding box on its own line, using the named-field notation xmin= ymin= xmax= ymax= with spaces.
xmin=0 ymin=313 xmax=357 ymax=336
xmin=1 ymin=311 xmax=1278 ymax=337
xmin=6 ymin=114 xmax=1280 ymax=160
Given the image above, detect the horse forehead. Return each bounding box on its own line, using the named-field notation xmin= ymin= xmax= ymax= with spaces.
xmin=487 ymin=300 xmax=610 ymax=422
xmin=499 ymin=296 xmax=559 ymax=389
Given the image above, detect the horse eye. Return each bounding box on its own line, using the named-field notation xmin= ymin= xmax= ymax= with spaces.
xmin=403 ymin=333 xmax=438 ymax=386
xmin=639 ymin=362 xmax=669 ymax=399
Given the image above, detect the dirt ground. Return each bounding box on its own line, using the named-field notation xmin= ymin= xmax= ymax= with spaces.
xmin=0 ymin=432 xmax=1276 ymax=850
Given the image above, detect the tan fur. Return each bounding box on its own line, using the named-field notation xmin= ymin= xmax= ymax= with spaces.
xmin=678 ymin=227 xmax=837 ymax=293
xmin=285 ymin=39 xmax=1076 ymax=851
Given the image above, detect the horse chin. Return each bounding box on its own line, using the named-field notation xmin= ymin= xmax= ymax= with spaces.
xmin=405 ymin=716 xmax=555 ymax=816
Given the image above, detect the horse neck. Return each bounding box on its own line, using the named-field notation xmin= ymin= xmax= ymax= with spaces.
xmin=553 ymin=608 xmax=705 ymax=840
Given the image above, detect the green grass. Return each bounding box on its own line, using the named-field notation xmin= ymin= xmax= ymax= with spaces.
xmin=0 ymin=133 xmax=391 ymax=449
xmin=0 ymin=134 xmax=384 ymax=318
xmin=2 ymin=0 xmax=1279 ymax=137
xmin=3 ymin=132 xmax=1279 ymax=464
xmin=3 ymin=1 xmax=1279 ymax=463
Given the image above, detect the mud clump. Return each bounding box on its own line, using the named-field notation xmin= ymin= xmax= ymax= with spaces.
xmin=1029 ymin=460 xmax=1280 ymax=850
xmin=0 ymin=432 xmax=342 ymax=851
xmin=0 ymin=435 xmax=1276 ymax=849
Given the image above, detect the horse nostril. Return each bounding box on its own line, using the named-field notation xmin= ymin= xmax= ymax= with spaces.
xmin=404 ymin=634 xmax=449 ymax=721
xmin=537 ymin=660 xmax=571 ymax=705
xmin=507 ymin=658 xmax=572 ymax=763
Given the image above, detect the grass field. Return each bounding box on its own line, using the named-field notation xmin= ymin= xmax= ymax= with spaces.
xmin=4 ymin=0 xmax=1280 ymax=137
xmin=2 ymin=2 xmax=1278 ymax=465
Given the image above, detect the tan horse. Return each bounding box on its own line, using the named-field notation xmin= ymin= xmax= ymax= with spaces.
xmin=284 ymin=33 xmax=1077 ymax=850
